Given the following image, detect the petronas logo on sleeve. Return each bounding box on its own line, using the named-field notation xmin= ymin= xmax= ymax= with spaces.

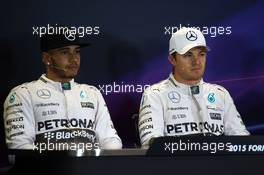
xmin=208 ymin=93 xmax=215 ymax=103
xmin=9 ymin=94 xmax=15 ymax=104
xmin=80 ymin=90 xmax=87 ymax=99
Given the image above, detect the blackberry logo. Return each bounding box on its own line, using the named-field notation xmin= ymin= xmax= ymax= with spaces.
xmin=44 ymin=132 xmax=55 ymax=139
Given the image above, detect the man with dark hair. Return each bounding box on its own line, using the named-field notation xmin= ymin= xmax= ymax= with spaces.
xmin=3 ymin=29 xmax=122 ymax=150
xmin=138 ymin=27 xmax=249 ymax=148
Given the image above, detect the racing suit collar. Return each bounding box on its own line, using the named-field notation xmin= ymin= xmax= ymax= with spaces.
xmin=168 ymin=73 xmax=204 ymax=96
xmin=39 ymin=74 xmax=75 ymax=91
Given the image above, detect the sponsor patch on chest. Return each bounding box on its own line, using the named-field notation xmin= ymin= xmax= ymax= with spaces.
xmin=209 ymin=113 xmax=222 ymax=120
xmin=81 ymin=102 xmax=94 ymax=109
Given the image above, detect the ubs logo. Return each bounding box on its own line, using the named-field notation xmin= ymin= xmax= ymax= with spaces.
xmin=37 ymin=89 xmax=51 ymax=99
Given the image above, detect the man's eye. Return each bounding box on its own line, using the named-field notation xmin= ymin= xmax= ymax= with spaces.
xmin=184 ymin=54 xmax=192 ymax=58
xmin=61 ymin=51 xmax=68 ymax=55
xmin=76 ymin=50 xmax=80 ymax=54
xmin=200 ymin=52 xmax=206 ymax=56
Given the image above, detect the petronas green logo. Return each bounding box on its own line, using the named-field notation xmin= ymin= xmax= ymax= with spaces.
xmin=61 ymin=82 xmax=71 ymax=90
xmin=80 ymin=90 xmax=87 ymax=100
xmin=9 ymin=94 xmax=15 ymax=103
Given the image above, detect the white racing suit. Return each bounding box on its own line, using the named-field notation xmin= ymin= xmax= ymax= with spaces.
xmin=4 ymin=74 xmax=122 ymax=150
xmin=139 ymin=73 xmax=250 ymax=147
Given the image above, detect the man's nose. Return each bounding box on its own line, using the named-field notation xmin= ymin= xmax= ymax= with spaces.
xmin=69 ymin=52 xmax=79 ymax=61
xmin=192 ymin=55 xmax=201 ymax=65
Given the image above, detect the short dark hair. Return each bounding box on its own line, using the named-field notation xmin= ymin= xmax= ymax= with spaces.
xmin=171 ymin=52 xmax=177 ymax=58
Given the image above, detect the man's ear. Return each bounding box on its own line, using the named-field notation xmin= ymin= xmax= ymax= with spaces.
xmin=168 ymin=54 xmax=177 ymax=66
xmin=42 ymin=52 xmax=51 ymax=66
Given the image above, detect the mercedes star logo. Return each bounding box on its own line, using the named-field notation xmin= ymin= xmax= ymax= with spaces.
xmin=186 ymin=30 xmax=198 ymax=41
xmin=37 ymin=89 xmax=51 ymax=99
xmin=168 ymin=91 xmax=181 ymax=103
xmin=64 ymin=29 xmax=76 ymax=41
